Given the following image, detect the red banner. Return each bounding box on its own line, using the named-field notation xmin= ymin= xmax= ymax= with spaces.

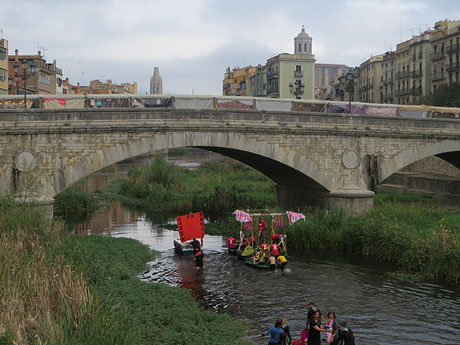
xmin=176 ymin=212 xmax=205 ymax=242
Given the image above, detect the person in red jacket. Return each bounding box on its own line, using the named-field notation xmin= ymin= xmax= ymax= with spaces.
xmin=226 ymin=236 xmax=237 ymax=254
xmin=258 ymin=219 xmax=267 ymax=242
xmin=270 ymin=242 xmax=281 ymax=257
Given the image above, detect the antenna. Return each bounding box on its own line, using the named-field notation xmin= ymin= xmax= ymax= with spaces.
xmin=0 ymin=29 xmax=3 ymax=39
xmin=40 ymin=46 xmax=47 ymax=59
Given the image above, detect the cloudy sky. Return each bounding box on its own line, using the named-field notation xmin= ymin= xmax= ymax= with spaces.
xmin=2 ymin=0 xmax=460 ymax=95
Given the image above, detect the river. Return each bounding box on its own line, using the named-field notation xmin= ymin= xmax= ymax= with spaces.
xmin=77 ymin=153 xmax=460 ymax=345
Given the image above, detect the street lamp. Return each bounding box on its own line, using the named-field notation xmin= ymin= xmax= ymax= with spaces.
xmin=13 ymin=59 xmax=37 ymax=108
xmin=338 ymin=70 xmax=357 ymax=113
xmin=289 ymin=79 xmax=305 ymax=99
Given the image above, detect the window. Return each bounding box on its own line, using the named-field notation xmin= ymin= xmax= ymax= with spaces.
xmin=304 ymin=43 xmax=307 ymax=52
xmin=298 ymin=43 xmax=301 ymax=52
xmin=0 ymin=48 xmax=6 ymax=60
xmin=296 ymin=65 xmax=301 ymax=72
xmin=0 ymin=69 xmax=5 ymax=82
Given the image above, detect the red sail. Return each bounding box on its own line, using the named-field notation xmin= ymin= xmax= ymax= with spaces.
xmin=176 ymin=212 xmax=205 ymax=242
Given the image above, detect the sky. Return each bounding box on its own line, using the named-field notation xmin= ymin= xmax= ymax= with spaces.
xmin=1 ymin=0 xmax=460 ymax=95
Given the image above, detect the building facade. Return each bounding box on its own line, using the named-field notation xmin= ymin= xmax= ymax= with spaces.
xmin=223 ymin=65 xmax=257 ymax=96
xmin=0 ymin=39 xmax=7 ymax=95
xmin=8 ymin=50 xmax=53 ymax=95
xmin=358 ymin=55 xmax=383 ymax=103
xmin=315 ymin=63 xmax=349 ymax=100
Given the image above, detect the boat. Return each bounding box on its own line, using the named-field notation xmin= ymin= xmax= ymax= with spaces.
xmin=244 ymin=259 xmax=287 ymax=270
xmin=173 ymin=239 xmax=194 ymax=255
xmin=174 ymin=211 xmax=205 ymax=255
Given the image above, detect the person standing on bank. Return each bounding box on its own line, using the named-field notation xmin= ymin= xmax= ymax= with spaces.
xmin=262 ymin=319 xmax=285 ymax=345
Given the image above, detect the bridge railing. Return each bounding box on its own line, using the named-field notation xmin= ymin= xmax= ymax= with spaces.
xmin=0 ymin=94 xmax=459 ymax=120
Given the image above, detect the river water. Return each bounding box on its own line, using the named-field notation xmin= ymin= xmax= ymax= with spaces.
xmin=78 ymin=153 xmax=460 ymax=345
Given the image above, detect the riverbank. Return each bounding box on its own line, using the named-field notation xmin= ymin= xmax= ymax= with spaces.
xmin=0 ymin=197 xmax=253 ymax=345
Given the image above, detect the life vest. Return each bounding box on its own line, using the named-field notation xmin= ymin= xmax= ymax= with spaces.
xmin=270 ymin=243 xmax=280 ymax=256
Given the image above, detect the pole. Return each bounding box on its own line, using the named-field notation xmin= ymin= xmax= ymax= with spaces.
xmin=349 ymin=89 xmax=352 ymax=114
xmin=23 ymin=75 xmax=27 ymax=109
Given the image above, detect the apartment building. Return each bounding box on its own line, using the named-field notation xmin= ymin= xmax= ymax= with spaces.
xmin=358 ymin=55 xmax=383 ymax=103
xmin=223 ymin=65 xmax=257 ymax=96
xmin=0 ymin=39 xmax=7 ymax=94
xmin=394 ymin=39 xmax=411 ymax=104
xmin=408 ymin=32 xmax=432 ymax=104
xmin=381 ymin=51 xmax=395 ymax=103
xmin=8 ymin=49 xmax=54 ymax=95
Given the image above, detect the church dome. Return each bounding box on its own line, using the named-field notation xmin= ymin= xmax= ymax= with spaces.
xmin=294 ymin=26 xmax=312 ymax=54
xmin=295 ymin=26 xmax=310 ymax=39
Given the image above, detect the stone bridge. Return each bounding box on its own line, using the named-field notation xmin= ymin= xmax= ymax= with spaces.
xmin=1 ymin=107 xmax=460 ymax=216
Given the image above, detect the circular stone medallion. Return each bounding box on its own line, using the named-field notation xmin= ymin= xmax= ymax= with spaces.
xmin=342 ymin=150 xmax=360 ymax=169
xmin=15 ymin=151 xmax=37 ymax=172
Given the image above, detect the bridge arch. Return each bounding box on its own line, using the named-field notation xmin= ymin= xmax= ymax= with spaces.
xmin=379 ymin=139 xmax=460 ymax=183
xmin=48 ymin=130 xmax=329 ymax=200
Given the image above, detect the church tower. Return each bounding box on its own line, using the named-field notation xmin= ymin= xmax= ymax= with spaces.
xmin=294 ymin=25 xmax=312 ymax=54
xmin=150 ymin=67 xmax=163 ymax=94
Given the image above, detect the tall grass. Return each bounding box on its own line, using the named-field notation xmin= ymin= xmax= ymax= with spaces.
xmin=0 ymin=198 xmax=141 ymax=344
xmin=286 ymin=196 xmax=460 ymax=282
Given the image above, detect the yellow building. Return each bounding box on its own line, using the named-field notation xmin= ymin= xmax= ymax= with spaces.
xmin=223 ymin=66 xmax=256 ymax=96
xmin=0 ymin=39 xmax=7 ymax=94
xmin=358 ymin=55 xmax=383 ymax=103
xmin=394 ymin=39 xmax=411 ymax=104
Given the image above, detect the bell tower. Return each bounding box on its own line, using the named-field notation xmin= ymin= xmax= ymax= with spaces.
xmin=294 ymin=25 xmax=312 ymax=54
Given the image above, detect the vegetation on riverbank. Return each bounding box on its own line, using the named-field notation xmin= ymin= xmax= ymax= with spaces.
xmin=287 ymin=193 xmax=460 ymax=282
xmin=104 ymin=155 xmax=276 ymax=221
xmin=0 ymin=196 xmax=253 ymax=344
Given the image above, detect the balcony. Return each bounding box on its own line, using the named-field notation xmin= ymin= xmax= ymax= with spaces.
xmin=360 ymin=85 xmax=369 ymax=91
xmin=446 ymin=62 xmax=459 ymax=72
xmin=395 ymin=88 xmax=409 ymax=96
xmin=447 ymin=44 xmax=459 ymax=54
xmin=432 ymin=72 xmax=445 ymax=81
xmin=411 ymin=86 xmax=422 ymax=96
xmin=294 ymin=70 xmax=303 ymax=77
xmin=396 ymin=70 xmax=410 ymax=79
xmin=430 ymin=51 xmax=445 ymax=61
xmin=266 ymin=70 xmax=279 ymax=79
xmin=410 ymin=70 xmax=423 ymax=78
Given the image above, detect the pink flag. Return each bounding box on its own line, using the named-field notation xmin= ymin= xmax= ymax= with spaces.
xmin=233 ymin=210 xmax=252 ymax=223
xmin=286 ymin=211 xmax=306 ymax=225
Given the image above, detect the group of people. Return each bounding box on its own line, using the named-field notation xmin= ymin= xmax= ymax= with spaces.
xmin=263 ymin=302 xmax=356 ymax=345
xmin=226 ymin=232 xmax=288 ymax=272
